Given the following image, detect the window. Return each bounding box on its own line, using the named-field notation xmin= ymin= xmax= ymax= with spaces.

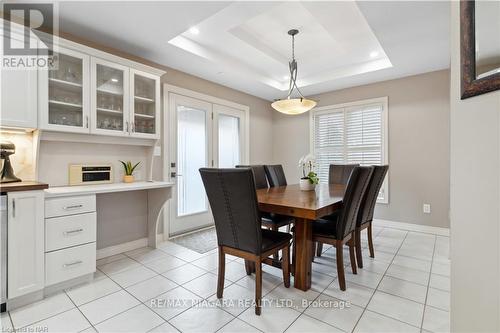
xmin=311 ymin=97 xmax=389 ymax=203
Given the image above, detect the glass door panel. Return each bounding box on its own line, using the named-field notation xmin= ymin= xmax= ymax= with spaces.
xmin=169 ymin=94 xmax=213 ymax=235
xmin=133 ymin=73 xmax=156 ymax=135
xmin=218 ymin=114 xmax=241 ymax=167
xmin=48 ymin=53 xmax=84 ymax=128
xmin=95 ymin=64 xmax=125 ymax=132
xmin=177 ymin=106 xmax=208 ymax=216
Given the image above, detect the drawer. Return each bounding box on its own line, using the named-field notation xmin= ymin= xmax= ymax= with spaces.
xmin=45 ymin=242 xmax=96 ymax=286
xmin=45 ymin=195 xmax=96 ymax=218
xmin=45 ymin=212 xmax=96 ymax=252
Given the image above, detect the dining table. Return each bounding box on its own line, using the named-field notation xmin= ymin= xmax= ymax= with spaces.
xmin=256 ymin=183 xmax=345 ymax=291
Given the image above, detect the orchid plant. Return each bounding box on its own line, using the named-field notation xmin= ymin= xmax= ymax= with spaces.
xmin=298 ymin=154 xmax=319 ymax=185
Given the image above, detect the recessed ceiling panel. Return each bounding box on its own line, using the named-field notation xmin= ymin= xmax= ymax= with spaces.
xmin=168 ymin=1 xmax=392 ymax=91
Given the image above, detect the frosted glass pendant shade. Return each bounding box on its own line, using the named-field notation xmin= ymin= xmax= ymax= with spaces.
xmin=271 ymin=98 xmax=317 ymax=115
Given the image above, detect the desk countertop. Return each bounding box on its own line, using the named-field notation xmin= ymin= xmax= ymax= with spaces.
xmin=0 ymin=181 xmax=49 ymax=193
xmin=44 ymin=181 xmax=174 ymax=198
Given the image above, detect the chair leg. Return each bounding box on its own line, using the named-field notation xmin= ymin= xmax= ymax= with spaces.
xmin=244 ymin=260 xmax=255 ymax=275
xmin=316 ymin=242 xmax=323 ymax=257
xmin=217 ymin=246 xmax=225 ymax=299
xmin=367 ymin=222 xmax=375 ymax=258
xmin=355 ymin=228 xmax=363 ymax=269
xmin=255 ymin=260 xmax=262 ymax=315
xmin=271 ymin=225 xmax=279 ymax=260
xmin=336 ymin=242 xmax=346 ymax=291
xmin=291 ymin=233 xmax=295 ymax=276
xmin=282 ymin=245 xmax=290 ymax=288
xmin=348 ymin=235 xmax=357 ymax=275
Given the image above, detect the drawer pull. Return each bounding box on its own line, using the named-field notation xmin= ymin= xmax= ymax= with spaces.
xmin=63 ymin=228 xmax=84 ymax=236
xmin=63 ymin=260 xmax=83 ymax=268
xmin=63 ymin=204 xmax=83 ymax=210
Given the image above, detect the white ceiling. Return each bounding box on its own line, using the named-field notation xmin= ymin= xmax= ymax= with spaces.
xmin=58 ymin=1 xmax=450 ymax=101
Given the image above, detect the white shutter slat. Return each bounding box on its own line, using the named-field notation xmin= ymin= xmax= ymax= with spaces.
xmin=313 ymin=102 xmax=385 ymax=188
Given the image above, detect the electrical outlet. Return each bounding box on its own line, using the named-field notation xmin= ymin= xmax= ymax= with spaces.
xmin=423 ymin=204 xmax=431 ymax=214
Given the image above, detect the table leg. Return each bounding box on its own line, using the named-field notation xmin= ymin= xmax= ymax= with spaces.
xmin=293 ymin=217 xmax=313 ymax=291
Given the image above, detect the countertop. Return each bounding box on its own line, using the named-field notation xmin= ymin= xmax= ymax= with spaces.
xmin=0 ymin=181 xmax=49 ymax=193
xmin=44 ymin=181 xmax=174 ymax=198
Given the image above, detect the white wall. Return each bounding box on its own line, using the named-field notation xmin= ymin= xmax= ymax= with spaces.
xmin=273 ymin=70 xmax=451 ymax=228
xmin=449 ymin=2 xmax=500 ymax=331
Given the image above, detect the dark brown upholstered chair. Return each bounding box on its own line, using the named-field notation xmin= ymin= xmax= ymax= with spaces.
xmin=312 ymin=166 xmax=374 ymax=290
xmin=354 ymin=165 xmax=389 ymax=268
xmin=237 ymin=165 xmax=294 ymax=230
xmin=199 ymin=168 xmax=291 ymax=315
xmin=329 ymin=164 xmax=360 ymax=185
xmin=316 ymin=163 xmax=360 ymax=256
xmin=264 ymin=164 xmax=287 ymax=187
xmin=236 ymin=165 xmax=294 ymax=259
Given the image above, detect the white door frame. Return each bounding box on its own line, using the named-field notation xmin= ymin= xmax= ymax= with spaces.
xmin=162 ymin=84 xmax=250 ymax=238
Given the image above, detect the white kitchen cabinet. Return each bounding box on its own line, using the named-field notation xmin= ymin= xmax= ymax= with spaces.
xmin=0 ymin=33 xmax=38 ymax=129
xmin=7 ymin=191 xmax=44 ymax=299
xmin=91 ymin=57 xmax=130 ymax=137
xmin=39 ymin=46 xmax=90 ymax=134
xmin=130 ymin=69 xmax=160 ymax=139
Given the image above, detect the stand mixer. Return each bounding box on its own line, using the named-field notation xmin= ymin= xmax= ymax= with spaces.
xmin=0 ymin=140 xmax=21 ymax=183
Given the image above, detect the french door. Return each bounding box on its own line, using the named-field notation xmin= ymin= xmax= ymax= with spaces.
xmin=169 ymin=93 xmax=247 ymax=235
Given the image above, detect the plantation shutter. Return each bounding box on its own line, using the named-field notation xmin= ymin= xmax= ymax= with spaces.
xmin=313 ymin=101 xmax=387 ymax=202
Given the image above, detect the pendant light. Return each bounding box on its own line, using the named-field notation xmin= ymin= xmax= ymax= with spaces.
xmin=271 ymin=29 xmax=317 ymax=115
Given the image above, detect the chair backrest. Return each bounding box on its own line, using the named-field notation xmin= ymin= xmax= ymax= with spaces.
xmin=358 ymin=165 xmax=389 ymax=226
xmin=235 ymin=165 xmax=268 ymax=190
xmin=336 ymin=166 xmax=374 ymax=239
xmin=329 ymin=164 xmax=360 ymax=185
xmin=199 ymin=168 xmax=262 ymax=254
xmin=264 ymin=164 xmax=287 ymax=187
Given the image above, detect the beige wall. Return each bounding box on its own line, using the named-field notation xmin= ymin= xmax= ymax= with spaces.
xmin=160 ymin=69 xmax=274 ymax=165
xmin=273 ymin=70 xmax=450 ymax=228
xmin=450 ymin=2 xmax=500 ymax=331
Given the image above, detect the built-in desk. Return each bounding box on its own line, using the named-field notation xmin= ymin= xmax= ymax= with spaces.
xmin=45 ymin=181 xmax=174 ymax=250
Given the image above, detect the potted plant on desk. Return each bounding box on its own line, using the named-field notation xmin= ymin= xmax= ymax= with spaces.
xmin=120 ymin=160 xmax=140 ymax=183
xmin=298 ymin=154 xmax=319 ymax=191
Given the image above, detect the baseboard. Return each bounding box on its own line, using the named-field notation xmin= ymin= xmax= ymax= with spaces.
xmin=374 ymin=219 xmax=450 ymax=237
xmin=96 ymin=233 xmax=165 ymax=259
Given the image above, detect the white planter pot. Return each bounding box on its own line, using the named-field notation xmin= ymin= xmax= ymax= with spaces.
xmin=299 ymin=178 xmax=316 ymax=191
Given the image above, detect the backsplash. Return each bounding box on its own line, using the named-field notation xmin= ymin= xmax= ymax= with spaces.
xmin=38 ymin=141 xmax=148 ymax=186
xmin=0 ymin=131 xmax=36 ymax=181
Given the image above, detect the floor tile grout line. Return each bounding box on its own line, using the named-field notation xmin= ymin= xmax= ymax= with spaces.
xmin=351 ymin=230 xmax=409 ymax=332
xmin=420 ymin=235 xmax=438 ymax=332
xmin=65 ymin=290 xmax=97 ymax=332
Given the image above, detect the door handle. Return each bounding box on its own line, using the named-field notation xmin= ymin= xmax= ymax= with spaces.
xmin=12 ymin=199 xmax=15 ymax=218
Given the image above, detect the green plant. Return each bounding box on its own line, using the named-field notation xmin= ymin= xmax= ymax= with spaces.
xmin=303 ymin=171 xmax=319 ymax=185
xmin=120 ymin=160 xmax=140 ymax=176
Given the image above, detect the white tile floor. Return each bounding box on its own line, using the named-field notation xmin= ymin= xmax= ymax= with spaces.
xmin=1 ymin=225 xmax=450 ymax=333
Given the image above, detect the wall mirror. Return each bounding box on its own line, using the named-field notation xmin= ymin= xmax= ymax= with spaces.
xmin=461 ymin=0 xmax=500 ymax=99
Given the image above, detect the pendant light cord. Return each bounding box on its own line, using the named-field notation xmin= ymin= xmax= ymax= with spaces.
xmin=287 ymin=32 xmax=306 ymax=100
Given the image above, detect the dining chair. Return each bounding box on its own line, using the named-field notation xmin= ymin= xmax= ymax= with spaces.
xmin=316 ymin=163 xmax=360 ymax=256
xmin=354 ymin=165 xmax=389 ymax=268
xmin=329 ymin=164 xmax=360 ymax=185
xmin=311 ymin=166 xmax=374 ymax=290
xmin=236 ymin=165 xmax=294 ymax=259
xmin=264 ymin=164 xmax=287 ymax=187
xmin=199 ymin=168 xmax=291 ymax=315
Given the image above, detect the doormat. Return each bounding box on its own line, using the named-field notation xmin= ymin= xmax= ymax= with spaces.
xmin=171 ymin=227 xmax=217 ymax=254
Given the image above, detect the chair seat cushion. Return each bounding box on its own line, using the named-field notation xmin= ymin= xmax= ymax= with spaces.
xmin=261 ymin=229 xmax=292 ymax=252
xmin=262 ymin=213 xmax=294 ymax=228
xmin=312 ymin=217 xmax=339 ymax=238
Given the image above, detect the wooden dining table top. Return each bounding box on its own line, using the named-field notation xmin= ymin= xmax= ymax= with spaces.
xmin=256 ymin=183 xmax=345 ymax=220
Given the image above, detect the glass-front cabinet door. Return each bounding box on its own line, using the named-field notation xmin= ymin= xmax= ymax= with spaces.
xmin=130 ymin=69 xmax=160 ymax=139
xmin=91 ymin=58 xmax=129 ymax=136
xmin=39 ymin=47 xmax=90 ymax=133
